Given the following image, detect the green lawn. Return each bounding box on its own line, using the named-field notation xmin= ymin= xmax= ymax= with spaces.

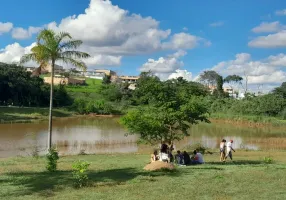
xmin=0 ymin=151 xmax=285 ymax=200
xmin=65 ymin=78 xmax=102 ymax=93
xmin=0 ymin=107 xmax=73 ymax=123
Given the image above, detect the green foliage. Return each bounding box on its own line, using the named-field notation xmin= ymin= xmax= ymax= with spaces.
xmin=102 ymin=75 xmax=111 ymax=84
xmin=263 ymin=156 xmax=273 ymax=164
xmin=46 ymin=147 xmax=59 ymax=172
xmin=185 ymin=143 xmax=207 ymax=154
xmin=72 ymin=160 xmax=90 ymax=188
xmin=272 ymin=82 xmax=286 ymax=99
xmin=72 ymin=98 xmax=117 ymax=115
xmin=199 ymin=70 xmax=220 ymax=87
xmin=0 ymin=64 xmax=72 ymax=107
xmin=121 ymin=95 xmax=209 ymax=144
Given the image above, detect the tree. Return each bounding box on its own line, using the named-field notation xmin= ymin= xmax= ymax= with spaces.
xmin=273 ymin=82 xmax=286 ymax=99
xmin=121 ymin=96 xmax=209 ymax=144
xmin=20 ymin=29 xmax=90 ymax=150
xmin=224 ymin=75 xmax=243 ymax=97
xmin=102 ymin=75 xmax=111 ymax=84
xmin=199 ymin=70 xmax=220 ymax=88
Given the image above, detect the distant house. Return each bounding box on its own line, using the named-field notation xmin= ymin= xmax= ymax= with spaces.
xmin=42 ymin=64 xmax=65 ymax=74
xmin=26 ymin=67 xmax=36 ymax=72
xmin=119 ymin=76 xmax=140 ymax=84
xmin=80 ymin=69 xmax=117 ymax=80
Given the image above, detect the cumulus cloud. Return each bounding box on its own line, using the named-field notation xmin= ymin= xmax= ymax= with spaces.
xmin=212 ymin=53 xmax=286 ymax=92
xmin=0 ymin=43 xmax=36 ymax=64
xmin=11 ymin=26 xmax=42 ymax=39
xmin=0 ymin=22 xmax=13 ymax=35
xmin=1 ymin=0 xmax=209 ymax=67
xmin=168 ymin=69 xmax=192 ymax=81
xmin=275 ymin=9 xmax=286 ymax=16
xmin=42 ymin=0 xmax=208 ymax=55
xmin=248 ymin=30 xmax=286 ymax=48
xmin=139 ymin=50 xmax=188 ymax=80
xmin=84 ymin=55 xmax=122 ymax=66
xmin=209 ymin=21 xmax=224 ymax=27
xmin=251 ymin=21 xmax=286 ymax=33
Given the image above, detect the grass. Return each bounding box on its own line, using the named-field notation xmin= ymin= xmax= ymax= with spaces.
xmin=211 ymin=112 xmax=286 ymax=126
xmin=0 ymin=107 xmax=73 ymax=123
xmin=65 ymin=78 xmax=102 ymax=93
xmin=0 ymin=151 xmax=286 ymax=200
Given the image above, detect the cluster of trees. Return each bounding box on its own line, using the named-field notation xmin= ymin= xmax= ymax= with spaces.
xmin=0 ymin=63 xmax=71 ymax=107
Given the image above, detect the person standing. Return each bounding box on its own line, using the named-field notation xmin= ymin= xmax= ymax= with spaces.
xmin=220 ymin=139 xmax=226 ymax=162
xmin=225 ymin=140 xmax=235 ymax=161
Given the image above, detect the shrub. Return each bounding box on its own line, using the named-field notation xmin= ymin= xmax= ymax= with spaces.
xmin=185 ymin=143 xmax=207 ymax=154
xmin=263 ymin=156 xmax=273 ymax=164
xmin=72 ymin=160 xmax=90 ymax=188
xmin=46 ymin=147 xmax=59 ymax=172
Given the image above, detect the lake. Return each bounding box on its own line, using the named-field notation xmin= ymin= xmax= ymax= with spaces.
xmin=0 ymin=117 xmax=285 ymax=158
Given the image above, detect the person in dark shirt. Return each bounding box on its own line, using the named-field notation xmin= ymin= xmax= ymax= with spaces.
xmin=183 ymin=151 xmax=191 ymax=165
xmin=175 ymin=150 xmax=184 ymax=164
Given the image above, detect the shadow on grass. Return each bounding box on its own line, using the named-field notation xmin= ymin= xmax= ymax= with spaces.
xmin=2 ymin=167 xmax=181 ymax=197
xmin=207 ymin=160 xmax=264 ymax=165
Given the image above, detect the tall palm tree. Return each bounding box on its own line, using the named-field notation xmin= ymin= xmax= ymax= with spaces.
xmin=21 ymin=29 xmax=90 ymax=150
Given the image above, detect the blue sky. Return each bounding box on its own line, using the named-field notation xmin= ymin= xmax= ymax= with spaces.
xmin=1 ymin=0 xmax=286 ymax=92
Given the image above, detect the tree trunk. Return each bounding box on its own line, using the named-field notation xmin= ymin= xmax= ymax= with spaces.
xmin=48 ymin=61 xmax=55 ymax=150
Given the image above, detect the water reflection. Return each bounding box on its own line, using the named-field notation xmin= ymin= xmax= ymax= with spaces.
xmin=0 ymin=117 xmax=285 ymax=157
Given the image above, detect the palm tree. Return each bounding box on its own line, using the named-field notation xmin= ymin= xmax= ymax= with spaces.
xmin=20 ymin=29 xmax=90 ymax=150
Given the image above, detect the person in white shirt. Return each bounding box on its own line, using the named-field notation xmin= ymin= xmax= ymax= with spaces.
xmin=225 ymin=140 xmax=235 ymax=160
xmin=191 ymin=150 xmax=204 ymax=164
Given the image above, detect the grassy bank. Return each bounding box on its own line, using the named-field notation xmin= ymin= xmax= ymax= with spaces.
xmin=210 ymin=112 xmax=286 ymax=126
xmin=0 ymin=107 xmax=74 ymax=123
xmin=0 ymin=151 xmax=286 ymax=200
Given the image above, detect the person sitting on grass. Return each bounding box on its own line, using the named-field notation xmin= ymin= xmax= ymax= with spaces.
xmin=175 ymin=150 xmax=184 ymax=164
xmin=183 ymin=151 xmax=191 ymax=165
xmin=159 ymin=142 xmax=170 ymax=162
xmin=150 ymin=150 xmax=159 ymax=163
xmin=225 ymin=140 xmax=235 ymax=161
xmin=191 ymin=150 xmax=204 ymax=164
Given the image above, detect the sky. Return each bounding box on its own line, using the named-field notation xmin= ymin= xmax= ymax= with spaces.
xmin=0 ymin=0 xmax=286 ymax=93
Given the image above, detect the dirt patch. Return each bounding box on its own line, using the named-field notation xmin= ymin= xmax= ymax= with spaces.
xmin=144 ymin=161 xmax=175 ymax=171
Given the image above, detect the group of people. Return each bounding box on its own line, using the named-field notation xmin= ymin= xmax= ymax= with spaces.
xmin=150 ymin=141 xmax=204 ymax=165
xmin=220 ymin=139 xmax=235 ymax=162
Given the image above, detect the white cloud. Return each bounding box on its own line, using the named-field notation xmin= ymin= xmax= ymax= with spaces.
xmin=11 ymin=26 xmax=41 ymax=39
xmin=212 ymin=53 xmax=286 ymax=90
xmin=168 ymin=69 xmax=192 ymax=81
xmin=275 ymin=9 xmax=286 ymax=16
xmin=251 ymin=21 xmax=286 ymax=33
xmin=84 ymin=55 xmax=122 ymax=66
xmin=209 ymin=21 xmax=224 ymax=27
xmin=0 ymin=22 xmax=13 ymax=35
xmin=248 ymin=30 xmax=286 ymax=48
xmin=0 ymin=42 xmax=36 ymax=65
xmin=139 ymin=50 xmax=187 ymax=79
xmin=44 ymin=0 xmax=208 ymax=55
xmin=1 ymin=0 xmax=210 ymax=67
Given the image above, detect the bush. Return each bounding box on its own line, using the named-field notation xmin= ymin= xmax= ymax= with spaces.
xmin=46 ymin=147 xmax=59 ymax=172
xmin=263 ymin=156 xmax=273 ymax=164
xmin=184 ymin=143 xmax=207 ymax=154
xmin=72 ymin=160 xmax=90 ymax=188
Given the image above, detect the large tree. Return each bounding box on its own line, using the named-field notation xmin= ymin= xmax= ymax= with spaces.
xmin=20 ymin=29 xmax=90 ymax=150
xmin=224 ymin=75 xmax=243 ymax=97
xmin=199 ymin=70 xmax=220 ymax=88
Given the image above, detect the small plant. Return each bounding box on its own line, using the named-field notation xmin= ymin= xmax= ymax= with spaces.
xmin=46 ymin=147 xmax=59 ymax=172
xmin=72 ymin=160 xmax=90 ymax=188
xmin=263 ymin=156 xmax=273 ymax=164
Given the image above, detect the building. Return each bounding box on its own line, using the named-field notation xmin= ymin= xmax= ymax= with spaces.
xmin=44 ymin=76 xmax=85 ymax=85
xmin=80 ymin=69 xmax=117 ymax=80
xmin=26 ymin=67 xmax=36 ymax=72
xmin=119 ymin=76 xmax=140 ymax=84
xmin=43 ymin=64 xmax=65 ymax=74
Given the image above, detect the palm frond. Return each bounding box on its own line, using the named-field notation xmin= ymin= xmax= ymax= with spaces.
xmin=58 ymin=57 xmax=87 ymax=71
xmin=60 ymin=51 xmax=90 ymax=59
xmin=37 ymin=29 xmax=55 ymax=43
xmin=20 ymin=53 xmax=38 ymax=64
xmin=60 ymin=40 xmax=83 ymax=50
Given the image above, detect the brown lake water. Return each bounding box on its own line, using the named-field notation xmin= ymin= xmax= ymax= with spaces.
xmin=0 ymin=117 xmax=285 ymax=158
